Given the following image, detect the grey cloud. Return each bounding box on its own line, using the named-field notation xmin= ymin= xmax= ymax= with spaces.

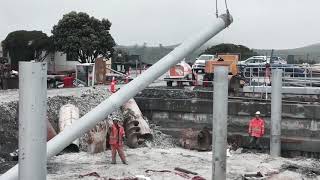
xmin=1 ymin=0 xmax=320 ymax=49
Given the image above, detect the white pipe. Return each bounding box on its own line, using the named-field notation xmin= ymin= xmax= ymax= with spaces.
xmin=18 ymin=62 xmax=47 ymax=180
xmin=0 ymin=14 xmax=232 ymax=180
xmin=59 ymin=104 xmax=80 ymax=151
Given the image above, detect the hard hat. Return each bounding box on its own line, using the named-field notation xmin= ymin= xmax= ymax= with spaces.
xmin=255 ymin=111 xmax=261 ymax=115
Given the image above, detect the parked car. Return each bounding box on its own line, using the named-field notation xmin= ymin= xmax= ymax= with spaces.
xmin=192 ymin=54 xmax=215 ymax=73
xmin=238 ymin=56 xmax=287 ymax=66
xmin=267 ymin=56 xmax=287 ymax=64
xmin=238 ymin=56 xmax=305 ymax=77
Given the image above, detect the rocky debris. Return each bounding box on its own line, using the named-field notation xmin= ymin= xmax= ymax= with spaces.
xmin=0 ymin=86 xmax=122 ymax=173
xmin=47 ymin=87 xmax=113 ymax=132
xmin=46 ymin=87 xmax=121 ymax=152
xmin=280 ymin=162 xmax=320 ymax=178
xmin=137 ymin=87 xmax=196 ymax=99
xmin=0 ymin=101 xmax=18 ymax=159
xmin=143 ymin=124 xmax=177 ymax=148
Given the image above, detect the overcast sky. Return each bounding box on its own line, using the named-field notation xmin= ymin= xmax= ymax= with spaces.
xmin=1 ymin=0 xmax=319 ymax=49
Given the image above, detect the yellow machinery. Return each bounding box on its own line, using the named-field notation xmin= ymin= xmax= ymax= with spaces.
xmin=203 ymin=53 xmax=242 ymax=94
xmin=204 ymin=54 xmax=239 ymax=75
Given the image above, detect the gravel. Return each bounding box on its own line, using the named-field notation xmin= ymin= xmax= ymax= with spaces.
xmin=137 ymin=87 xmax=197 ymax=99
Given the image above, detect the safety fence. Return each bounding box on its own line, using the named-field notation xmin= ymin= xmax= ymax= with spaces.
xmin=242 ymin=65 xmax=320 ymax=87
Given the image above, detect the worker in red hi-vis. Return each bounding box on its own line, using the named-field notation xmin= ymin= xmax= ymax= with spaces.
xmin=248 ymin=111 xmax=265 ymax=150
xmin=108 ymin=117 xmax=127 ymax=164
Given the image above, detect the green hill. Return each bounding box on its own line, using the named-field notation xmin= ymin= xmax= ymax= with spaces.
xmin=254 ymin=43 xmax=320 ymax=63
xmin=116 ymin=44 xmax=207 ymax=64
xmin=117 ymin=43 xmax=320 ymax=65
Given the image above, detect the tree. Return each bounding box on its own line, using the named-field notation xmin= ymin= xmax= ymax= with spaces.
xmin=1 ymin=30 xmax=52 ymax=70
xmin=112 ymin=49 xmax=129 ymax=63
xmin=202 ymin=43 xmax=258 ymax=60
xmin=52 ymin=11 xmax=116 ymax=63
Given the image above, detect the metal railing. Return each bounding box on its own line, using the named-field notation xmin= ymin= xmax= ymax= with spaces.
xmin=242 ymin=65 xmax=320 ymax=87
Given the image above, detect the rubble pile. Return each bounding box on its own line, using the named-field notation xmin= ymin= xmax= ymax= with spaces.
xmin=0 ymin=87 xmax=123 ymax=172
xmin=0 ymin=101 xmax=18 ymax=158
xmin=137 ymin=87 xmax=196 ymax=99
xmin=47 ymin=87 xmax=113 ymax=131
xmin=144 ymin=124 xmax=178 ymax=148
xmin=45 ymin=87 xmax=126 ymax=152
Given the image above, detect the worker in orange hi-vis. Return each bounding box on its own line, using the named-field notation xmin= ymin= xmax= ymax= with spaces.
xmin=108 ymin=117 xmax=127 ymax=164
xmin=248 ymin=111 xmax=265 ymax=150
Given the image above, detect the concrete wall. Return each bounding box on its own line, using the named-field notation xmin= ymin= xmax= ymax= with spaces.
xmin=135 ymin=97 xmax=320 ymax=153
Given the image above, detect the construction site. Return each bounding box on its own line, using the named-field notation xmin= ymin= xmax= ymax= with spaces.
xmin=1 ymin=1 xmax=320 ymax=180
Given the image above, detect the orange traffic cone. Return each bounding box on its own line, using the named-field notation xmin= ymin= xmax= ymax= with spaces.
xmin=110 ymin=77 xmax=116 ymax=93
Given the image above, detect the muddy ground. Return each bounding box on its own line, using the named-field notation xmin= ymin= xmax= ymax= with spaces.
xmin=46 ymin=147 xmax=320 ymax=180
xmin=1 ymin=85 xmax=320 ymax=179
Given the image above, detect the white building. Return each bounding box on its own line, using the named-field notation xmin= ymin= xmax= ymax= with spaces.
xmin=43 ymin=52 xmax=79 ymax=73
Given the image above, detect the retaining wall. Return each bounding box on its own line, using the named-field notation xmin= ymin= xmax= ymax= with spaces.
xmin=135 ymin=97 xmax=320 ymax=154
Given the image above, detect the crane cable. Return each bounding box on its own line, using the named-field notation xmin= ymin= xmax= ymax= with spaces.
xmin=225 ymin=0 xmax=230 ymax=14
xmin=216 ymin=0 xmax=219 ymax=18
xmin=216 ymin=0 xmax=230 ymax=18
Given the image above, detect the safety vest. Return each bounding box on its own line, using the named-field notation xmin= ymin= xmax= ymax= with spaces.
xmin=248 ymin=118 xmax=265 ymax=138
xmin=109 ymin=124 xmax=125 ymax=145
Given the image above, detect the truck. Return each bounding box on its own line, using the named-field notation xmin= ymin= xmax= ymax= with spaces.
xmin=192 ymin=54 xmax=216 ymax=73
xmin=164 ymin=60 xmax=193 ymax=87
xmin=203 ymin=54 xmax=242 ymax=93
xmin=164 ymin=54 xmax=242 ymax=92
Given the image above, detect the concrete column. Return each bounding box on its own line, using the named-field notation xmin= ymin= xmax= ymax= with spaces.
xmin=18 ymin=62 xmax=47 ymax=180
xmin=270 ymin=69 xmax=282 ymax=157
xmin=212 ymin=65 xmax=229 ymax=180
